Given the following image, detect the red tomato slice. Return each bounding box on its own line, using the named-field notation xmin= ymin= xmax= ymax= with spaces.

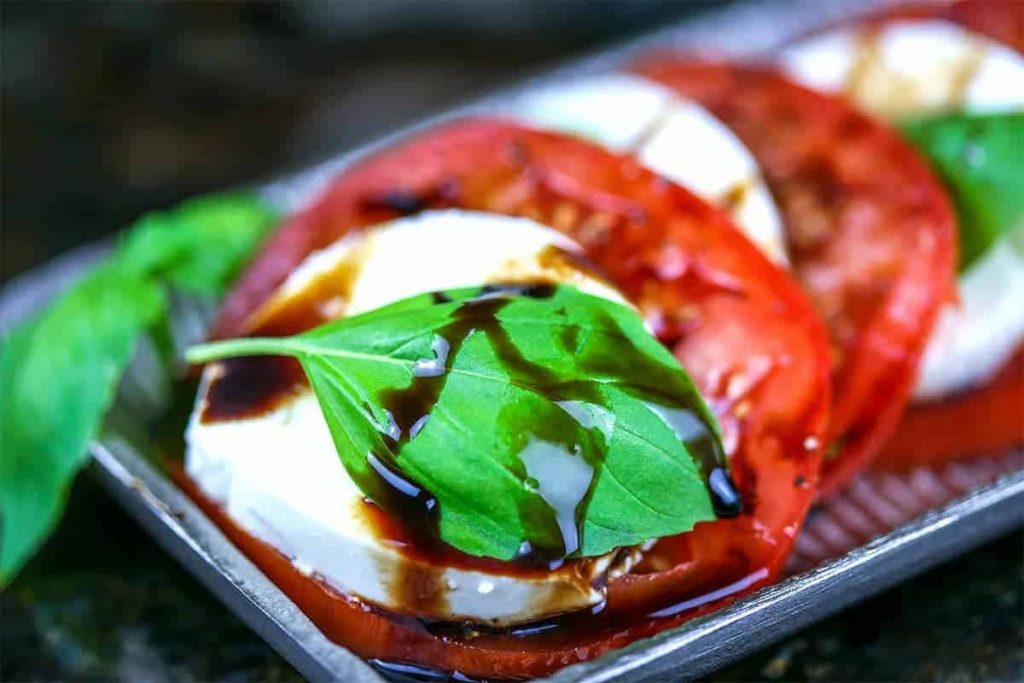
xmin=207 ymin=118 xmax=831 ymax=679
xmin=878 ymin=348 xmax=1024 ymax=470
xmin=873 ymin=0 xmax=1024 ymax=468
xmin=944 ymin=0 xmax=1024 ymax=51
xmin=784 ymin=0 xmax=1024 ymax=52
xmin=634 ymin=60 xmax=957 ymax=498
xmin=786 ymin=0 xmax=1024 ymax=470
xmin=858 ymin=0 xmax=1024 ymax=53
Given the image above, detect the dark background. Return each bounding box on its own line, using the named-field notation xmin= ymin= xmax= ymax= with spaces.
xmin=2 ymin=2 xmax=1022 ymax=681
xmin=2 ymin=0 xmax=700 ymax=284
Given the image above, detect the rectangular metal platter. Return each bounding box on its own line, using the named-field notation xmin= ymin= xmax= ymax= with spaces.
xmin=2 ymin=0 xmax=1022 ymax=680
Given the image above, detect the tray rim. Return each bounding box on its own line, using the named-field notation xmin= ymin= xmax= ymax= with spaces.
xmin=3 ymin=0 xmax=1022 ymax=681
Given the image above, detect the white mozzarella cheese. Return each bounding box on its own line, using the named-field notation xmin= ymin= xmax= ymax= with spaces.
xmin=782 ymin=20 xmax=1024 ymax=400
xmin=512 ymin=74 xmax=790 ymax=265
xmin=260 ymin=209 xmax=625 ymax=321
xmin=781 ymin=19 xmax=1024 ymax=117
xmin=187 ymin=210 xmax=638 ymax=625
xmin=913 ymin=239 xmax=1024 ymax=400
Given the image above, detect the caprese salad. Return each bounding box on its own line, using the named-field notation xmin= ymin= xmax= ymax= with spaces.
xmin=189 ymin=120 xmax=831 ymax=679
xmin=1 ymin=1 xmax=1019 ymax=680
xmin=183 ymin=0 xmax=1020 ymax=677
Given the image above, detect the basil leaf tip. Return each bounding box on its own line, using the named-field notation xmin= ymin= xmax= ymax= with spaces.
xmin=191 ymin=284 xmax=726 ymax=564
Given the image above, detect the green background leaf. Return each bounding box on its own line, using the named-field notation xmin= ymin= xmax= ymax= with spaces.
xmin=0 ymin=265 xmax=165 ymax=582
xmin=116 ymin=193 xmax=279 ymax=296
xmin=0 ymin=192 xmax=278 ymax=585
xmin=901 ymin=111 xmax=1024 ymax=271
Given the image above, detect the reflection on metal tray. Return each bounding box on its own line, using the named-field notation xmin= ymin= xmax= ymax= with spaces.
xmin=1 ymin=0 xmax=1021 ymax=681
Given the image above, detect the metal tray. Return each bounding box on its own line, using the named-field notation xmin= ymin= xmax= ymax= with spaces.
xmin=2 ymin=0 xmax=1022 ymax=680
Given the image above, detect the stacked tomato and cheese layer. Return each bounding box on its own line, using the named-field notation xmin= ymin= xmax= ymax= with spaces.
xmin=190 ymin=114 xmax=830 ymax=677
xmin=185 ymin=0 xmax=1021 ymax=679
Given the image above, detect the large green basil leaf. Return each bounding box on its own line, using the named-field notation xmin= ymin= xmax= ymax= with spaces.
xmin=188 ymin=285 xmax=721 ymax=562
xmin=0 ymin=265 xmax=165 ymax=582
xmin=901 ymin=111 xmax=1024 ymax=271
xmin=0 ymin=193 xmax=278 ymax=586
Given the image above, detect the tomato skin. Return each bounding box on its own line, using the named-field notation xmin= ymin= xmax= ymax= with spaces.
xmin=878 ymin=348 xmax=1024 ymax=470
xmin=633 ymin=60 xmax=957 ymax=498
xmin=208 ymin=118 xmax=831 ymax=678
xmin=945 ymin=0 xmax=1024 ymax=51
xmin=859 ymin=0 xmax=1024 ymax=53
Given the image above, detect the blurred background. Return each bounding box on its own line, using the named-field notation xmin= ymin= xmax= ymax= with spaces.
xmin=2 ymin=0 xmax=707 ymax=284
xmin=1 ymin=2 xmax=1022 ymax=681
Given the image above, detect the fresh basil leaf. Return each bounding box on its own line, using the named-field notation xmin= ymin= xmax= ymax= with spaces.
xmin=0 ymin=192 xmax=278 ymax=586
xmin=0 ymin=265 xmax=165 ymax=583
xmin=116 ymin=193 xmax=279 ymax=296
xmin=188 ymin=285 xmax=721 ymax=562
xmin=901 ymin=111 xmax=1024 ymax=271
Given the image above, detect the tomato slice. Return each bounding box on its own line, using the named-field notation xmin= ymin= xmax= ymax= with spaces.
xmin=856 ymin=0 xmax=1024 ymax=53
xmin=877 ymin=348 xmax=1024 ymax=470
xmin=871 ymin=0 xmax=1024 ymax=468
xmin=784 ymin=0 xmax=1024 ymax=470
xmin=943 ymin=0 xmax=1024 ymax=51
xmin=634 ymin=61 xmax=957 ymax=498
xmin=208 ymin=118 xmax=830 ymax=679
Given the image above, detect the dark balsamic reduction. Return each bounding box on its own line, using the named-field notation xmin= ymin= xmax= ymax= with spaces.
xmin=174 ymin=461 xmax=767 ymax=683
xmin=708 ymin=467 xmax=743 ymax=517
xmin=367 ymin=659 xmax=475 ymax=683
xmin=200 ymin=355 xmax=305 ymax=422
xmin=364 ymin=283 xmax=740 ymax=567
xmin=355 ymin=499 xmax=581 ymax=578
xmin=199 ymin=239 xmax=372 ymax=424
xmin=360 ymin=179 xmax=462 ymax=217
xmin=364 ymin=284 xmax=562 ymax=564
xmin=363 ymin=190 xmax=430 ymax=216
xmin=199 ymin=282 xmax=740 ymax=566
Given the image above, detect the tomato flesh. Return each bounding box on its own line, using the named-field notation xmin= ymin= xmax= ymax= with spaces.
xmin=878 ymin=348 xmax=1024 ymax=470
xmin=207 ymin=119 xmax=831 ymax=678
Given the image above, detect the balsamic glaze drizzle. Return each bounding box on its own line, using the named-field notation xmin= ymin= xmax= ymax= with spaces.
xmin=365 ymin=284 xmax=561 ymax=561
xmin=363 ymin=284 xmax=741 ymax=567
xmin=361 ymin=179 xmax=461 ymax=217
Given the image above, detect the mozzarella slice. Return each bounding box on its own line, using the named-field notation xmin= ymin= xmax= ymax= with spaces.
xmin=251 ymin=209 xmax=625 ymax=325
xmin=187 ymin=210 xmax=639 ymax=625
xmin=781 ymin=19 xmax=1024 ymax=117
xmin=782 ymin=19 xmax=1024 ymax=401
xmin=511 ymin=74 xmax=790 ymax=265
xmin=913 ymin=238 xmax=1024 ymax=400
